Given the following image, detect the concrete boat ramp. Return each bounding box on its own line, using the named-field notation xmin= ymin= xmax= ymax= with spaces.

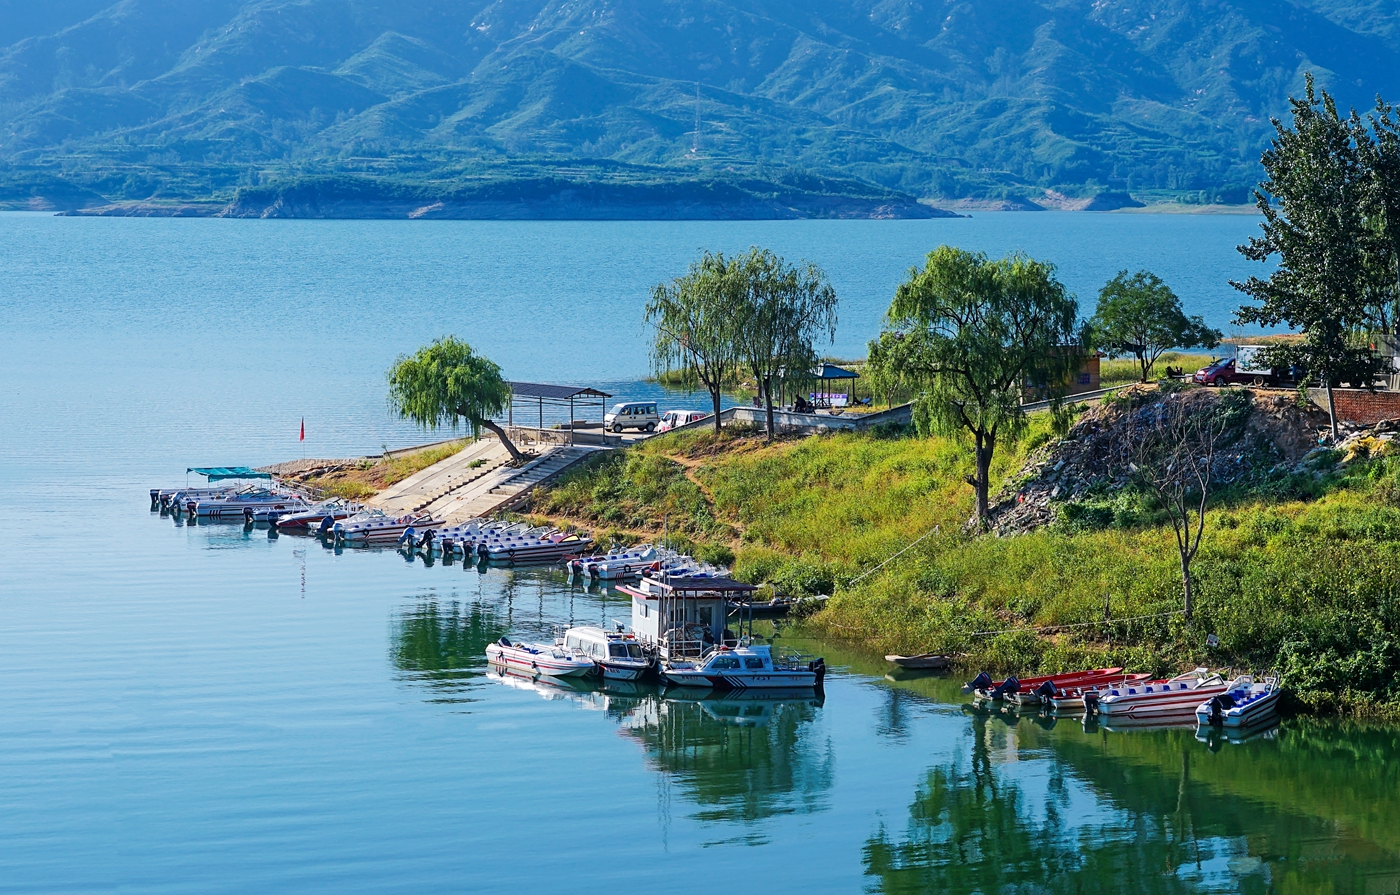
xmin=368 ymin=439 xmax=602 ymax=522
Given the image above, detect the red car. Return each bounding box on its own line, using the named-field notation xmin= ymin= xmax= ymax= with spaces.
xmin=1192 ymin=358 xmax=1257 ymax=386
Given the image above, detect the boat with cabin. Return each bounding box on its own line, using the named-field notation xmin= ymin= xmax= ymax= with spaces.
xmin=560 ymin=626 xmax=651 ymax=680
xmin=485 ymin=637 xmax=597 ymax=678
xmin=661 ymin=644 xmax=825 ymax=690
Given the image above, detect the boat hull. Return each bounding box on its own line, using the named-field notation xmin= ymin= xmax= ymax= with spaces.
xmin=1196 ymin=687 xmax=1282 ymax=727
xmin=1098 ymin=684 xmax=1230 ymax=716
xmin=598 ymin=661 xmax=650 ymax=682
xmin=663 ymin=669 xmax=818 ymax=690
xmin=485 ymin=644 xmax=596 ymax=678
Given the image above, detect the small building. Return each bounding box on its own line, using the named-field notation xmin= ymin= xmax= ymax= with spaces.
xmin=1023 ymin=351 xmax=1101 ymax=402
xmin=619 ymin=575 xmax=758 ymax=660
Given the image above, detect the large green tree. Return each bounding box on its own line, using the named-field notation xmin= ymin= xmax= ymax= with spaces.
xmin=869 ymin=247 xmax=1082 ymax=524
xmin=731 ymin=248 xmax=838 ymax=441
xmin=1091 ymin=270 xmax=1220 ymax=382
xmin=386 ymin=336 xmax=524 ymax=462
xmin=1233 ymin=75 xmax=1385 ymax=440
xmin=647 ymin=251 xmax=743 ymax=433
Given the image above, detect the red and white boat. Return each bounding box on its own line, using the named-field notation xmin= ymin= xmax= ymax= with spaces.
xmin=1092 ymin=668 xmax=1233 ymax=716
xmin=272 ymin=500 xmax=360 ymax=532
xmin=1036 ymin=673 xmax=1154 ymax=711
xmin=964 ymin=667 xmax=1129 ymax=702
xmin=485 ymin=637 xmax=597 ymax=678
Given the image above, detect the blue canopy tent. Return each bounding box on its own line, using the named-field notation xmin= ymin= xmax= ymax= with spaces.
xmin=187 ymin=467 xmax=273 ymax=482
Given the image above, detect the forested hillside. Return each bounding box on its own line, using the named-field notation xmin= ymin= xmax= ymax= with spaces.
xmin=2 ymin=0 xmax=1399 ymax=210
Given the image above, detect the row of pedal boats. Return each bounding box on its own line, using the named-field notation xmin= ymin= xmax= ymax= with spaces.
xmin=964 ymin=666 xmax=1283 ymax=728
xmin=485 ymin=628 xmax=826 ymax=690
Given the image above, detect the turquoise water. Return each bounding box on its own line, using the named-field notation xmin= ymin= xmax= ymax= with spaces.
xmin=3 ymin=213 xmax=1397 ymax=894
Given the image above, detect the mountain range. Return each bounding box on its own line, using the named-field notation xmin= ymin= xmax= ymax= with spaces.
xmin=2 ymin=0 xmax=1398 ymax=216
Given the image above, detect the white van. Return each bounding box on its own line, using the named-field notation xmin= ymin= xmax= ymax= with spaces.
xmin=605 ymin=401 xmax=660 ymax=433
xmin=657 ymin=410 xmax=709 ymax=432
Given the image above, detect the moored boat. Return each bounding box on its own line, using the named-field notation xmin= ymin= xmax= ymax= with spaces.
xmin=1034 ymin=673 xmax=1153 ymax=711
xmin=190 ymin=487 xmax=307 ymax=518
xmin=485 ymin=637 xmax=597 ymax=678
xmin=1088 ymin=668 xmax=1232 ymax=716
xmin=885 ymin=652 xmax=952 ymax=671
xmin=332 ymin=510 xmax=442 ymax=543
xmin=964 ymin=667 xmax=1128 ymax=701
xmin=272 ymin=500 xmax=359 ymax=531
xmin=561 ymin=626 xmax=652 ymax=680
xmin=1196 ymin=675 xmax=1282 ymax=727
xmin=483 ymin=530 xmax=593 ymax=564
xmin=662 ymin=644 xmax=825 ymax=690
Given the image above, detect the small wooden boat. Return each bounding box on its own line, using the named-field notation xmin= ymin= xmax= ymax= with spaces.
xmin=885 ymin=652 xmax=951 ymax=671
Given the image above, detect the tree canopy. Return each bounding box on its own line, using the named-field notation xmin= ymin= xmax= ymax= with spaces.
xmin=731 ymin=248 xmax=838 ymax=440
xmin=647 ymin=251 xmax=743 ymax=433
xmin=1091 ymin=270 xmax=1220 ymax=382
xmin=869 ymin=246 xmax=1082 ymax=523
xmin=386 ymin=336 xmax=524 ymax=461
xmin=1233 ymin=74 xmax=1387 ymax=438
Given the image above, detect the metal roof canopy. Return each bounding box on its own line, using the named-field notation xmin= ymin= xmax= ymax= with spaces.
xmin=812 ymin=363 xmax=859 ymax=380
xmin=186 ymin=466 xmax=273 ymax=481
xmin=508 ymin=382 xmax=612 ymax=401
xmin=645 ymin=576 xmax=758 ymax=594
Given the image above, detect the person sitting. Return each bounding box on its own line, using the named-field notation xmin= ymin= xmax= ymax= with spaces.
xmin=793 ymin=395 xmax=812 ymax=413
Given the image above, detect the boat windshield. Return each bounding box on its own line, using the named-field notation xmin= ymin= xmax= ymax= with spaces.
xmin=609 ymin=643 xmax=643 ymax=659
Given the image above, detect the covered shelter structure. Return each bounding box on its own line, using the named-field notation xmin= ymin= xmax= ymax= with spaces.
xmin=505 ymin=382 xmax=612 ymax=446
xmin=619 ymin=575 xmax=758 ymax=660
xmin=785 ymin=362 xmax=862 ymax=411
xmin=186 ymin=467 xmax=273 ymax=482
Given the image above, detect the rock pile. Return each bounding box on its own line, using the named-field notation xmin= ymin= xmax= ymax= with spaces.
xmin=987 ymin=386 xmax=1333 ymax=534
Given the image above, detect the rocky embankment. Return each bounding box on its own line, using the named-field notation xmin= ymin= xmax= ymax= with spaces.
xmin=988 ymin=386 xmax=1334 ymax=533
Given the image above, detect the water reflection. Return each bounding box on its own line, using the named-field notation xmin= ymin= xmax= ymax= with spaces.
xmin=391 ymin=600 xmax=507 ymax=703
xmin=866 ymin=708 xmax=1400 ymax=894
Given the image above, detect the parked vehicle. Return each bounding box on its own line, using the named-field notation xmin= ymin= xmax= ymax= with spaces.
xmin=604 ymin=401 xmax=660 ymax=433
xmin=486 ymin=637 xmax=597 ymax=678
xmin=561 ymin=626 xmax=652 ymax=680
xmin=1193 ymin=355 xmax=1278 ymax=386
xmin=657 ymin=409 xmax=709 ymax=432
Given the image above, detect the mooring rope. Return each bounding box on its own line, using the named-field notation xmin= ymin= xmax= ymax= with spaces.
xmin=848 ymin=524 xmax=942 ymax=584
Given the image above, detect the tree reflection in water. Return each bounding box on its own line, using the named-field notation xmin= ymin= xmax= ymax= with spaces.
xmin=391 ymin=600 xmax=508 ymax=703
xmin=866 ymin=709 xmax=1400 ymax=894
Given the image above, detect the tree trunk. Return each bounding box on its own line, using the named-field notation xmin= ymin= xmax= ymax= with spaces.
xmin=478 ymin=418 xmax=525 ymax=462
xmin=710 ymin=387 xmax=723 ymax=434
xmin=763 ymin=376 xmax=776 ymax=441
xmin=1140 ymin=353 xmax=1151 ymax=383
xmin=1324 ymin=376 xmax=1339 ymax=442
xmin=1180 ymin=552 xmax=1194 ymax=621
xmin=973 ymin=433 xmax=995 ymax=525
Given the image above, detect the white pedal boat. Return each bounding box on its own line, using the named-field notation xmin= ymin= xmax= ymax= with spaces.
xmin=485 ymin=637 xmax=597 ymax=678
xmin=1196 ymin=676 xmax=1282 ymax=727
xmin=662 ymin=645 xmax=825 ymax=690
xmin=1090 ymin=668 xmax=1232 ymax=716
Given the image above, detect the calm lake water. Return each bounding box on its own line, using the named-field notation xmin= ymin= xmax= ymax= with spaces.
xmin=2 ymin=212 xmax=1397 ymax=893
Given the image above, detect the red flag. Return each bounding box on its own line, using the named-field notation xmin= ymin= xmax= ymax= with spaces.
xmin=299 ymin=418 xmax=305 ymax=442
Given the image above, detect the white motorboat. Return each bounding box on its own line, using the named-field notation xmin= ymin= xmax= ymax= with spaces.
xmin=272 ymin=500 xmax=360 ymax=532
xmin=156 ymin=486 xmax=232 ymax=510
xmin=568 ymin=545 xmax=658 ymax=579
xmin=485 ymin=637 xmax=597 ymax=678
xmin=1089 ymin=668 xmax=1233 ymax=716
xmin=190 ymin=488 xmax=306 ymax=518
xmin=662 ymin=644 xmax=825 ymax=690
xmin=561 ymin=627 xmax=651 ymax=680
xmin=1196 ymin=676 xmax=1282 ymax=727
xmin=483 ymin=531 xmax=594 ymax=564
xmin=332 ymin=510 xmax=442 ymax=543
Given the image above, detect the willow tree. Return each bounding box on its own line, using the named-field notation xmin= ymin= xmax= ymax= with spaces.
xmin=732 ymin=248 xmax=838 ymax=440
xmin=869 ymin=247 xmax=1081 ymax=525
xmin=647 ymin=251 xmax=742 ymax=433
xmin=1233 ymin=75 xmax=1384 ymax=440
xmin=386 ymin=336 xmax=524 ymax=462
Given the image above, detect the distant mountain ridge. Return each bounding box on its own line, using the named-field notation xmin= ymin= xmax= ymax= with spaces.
xmin=1 ymin=0 xmax=1398 ymax=214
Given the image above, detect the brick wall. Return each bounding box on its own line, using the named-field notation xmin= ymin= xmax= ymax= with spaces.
xmin=1309 ymin=388 xmax=1400 ymax=425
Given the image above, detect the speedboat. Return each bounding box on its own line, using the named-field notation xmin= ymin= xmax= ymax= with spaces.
xmin=272 ymin=500 xmax=359 ymax=531
xmin=485 ymin=637 xmax=597 ymax=678
xmin=568 ymin=545 xmax=658 ymax=579
xmin=1089 ymin=668 xmax=1232 ymax=716
xmin=332 ymin=510 xmax=442 ymax=544
xmin=1196 ymin=675 xmax=1281 ymax=727
xmin=190 ymin=488 xmax=306 ymax=518
xmin=155 ymin=486 xmax=232 ymax=511
xmin=662 ymin=644 xmax=825 ymax=690
xmin=482 ymin=531 xmax=594 ymax=564
xmin=1034 ymin=673 xmax=1153 ymax=711
xmin=965 ymin=667 xmax=1129 ymax=702
xmin=560 ymin=626 xmax=652 ymax=680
